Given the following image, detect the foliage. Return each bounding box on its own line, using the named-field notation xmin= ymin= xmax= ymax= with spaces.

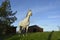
xmin=0 ymin=0 xmax=17 ymax=25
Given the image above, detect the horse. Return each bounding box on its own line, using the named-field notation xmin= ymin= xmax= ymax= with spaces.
xmin=18 ymin=10 xmax=32 ymax=36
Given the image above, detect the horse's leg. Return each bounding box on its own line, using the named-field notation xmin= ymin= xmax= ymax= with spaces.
xmin=25 ymin=26 xmax=28 ymax=36
xmin=20 ymin=26 xmax=26 ymax=36
xmin=18 ymin=26 xmax=22 ymax=37
xmin=26 ymin=26 xmax=28 ymax=33
xmin=20 ymin=26 xmax=25 ymax=36
xmin=19 ymin=26 xmax=23 ymax=36
xmin=18 ymin=28 xmax=21 ymax=34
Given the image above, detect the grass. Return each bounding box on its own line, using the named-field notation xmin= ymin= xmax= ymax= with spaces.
xmin=3 ymin=31 xmax=60 ymax=40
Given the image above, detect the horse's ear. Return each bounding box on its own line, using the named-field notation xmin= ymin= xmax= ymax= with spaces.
xmin=26 ymin=9 xmax=32 ymax=17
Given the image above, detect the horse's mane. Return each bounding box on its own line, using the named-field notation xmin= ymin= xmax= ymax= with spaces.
xmin=26 ymin=10 xmax=31 ymax=17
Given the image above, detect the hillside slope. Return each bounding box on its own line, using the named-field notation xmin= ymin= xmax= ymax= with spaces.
xmin=5 ymin=31 xmax=60 ymax=40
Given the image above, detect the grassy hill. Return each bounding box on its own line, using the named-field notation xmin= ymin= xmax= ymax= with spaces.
xmin=4 ymin=31 xmax=60 ymax=40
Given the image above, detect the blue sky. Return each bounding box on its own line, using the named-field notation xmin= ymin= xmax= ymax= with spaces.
xmin=0 ymin=0 xmax=60 ymax=31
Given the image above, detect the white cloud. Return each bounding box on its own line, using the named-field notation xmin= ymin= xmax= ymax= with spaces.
xmin=48 ymin=16 xmax=60 ymax=18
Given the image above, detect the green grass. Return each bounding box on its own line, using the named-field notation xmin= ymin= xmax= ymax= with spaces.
xmin=4 ymin=31 xmax=60 ymax=40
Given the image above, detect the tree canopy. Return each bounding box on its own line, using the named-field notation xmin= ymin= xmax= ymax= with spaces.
xmin=0 ymin=0 xmax=17 ymax=25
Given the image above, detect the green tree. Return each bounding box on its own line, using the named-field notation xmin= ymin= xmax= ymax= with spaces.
xmin=0 ymin=0 xmax=17 ymax=25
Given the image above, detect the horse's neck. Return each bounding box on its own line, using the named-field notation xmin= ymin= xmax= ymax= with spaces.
xmin=25 ymin=15 xmax=30 ymax=21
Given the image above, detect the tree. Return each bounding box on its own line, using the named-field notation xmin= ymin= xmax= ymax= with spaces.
xmin=0 ymin=0 xmax=17 ymax=25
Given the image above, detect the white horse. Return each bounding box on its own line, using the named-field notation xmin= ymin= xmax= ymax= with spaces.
xmin=18 ymin=10 xmax=32 ymax=34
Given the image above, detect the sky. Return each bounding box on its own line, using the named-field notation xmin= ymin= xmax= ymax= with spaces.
xmin=0 ymin=0 xmax=60 ymax=31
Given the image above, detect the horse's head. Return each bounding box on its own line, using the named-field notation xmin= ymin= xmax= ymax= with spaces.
xmin=27 ymin=10 xmax=32 ymax=16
